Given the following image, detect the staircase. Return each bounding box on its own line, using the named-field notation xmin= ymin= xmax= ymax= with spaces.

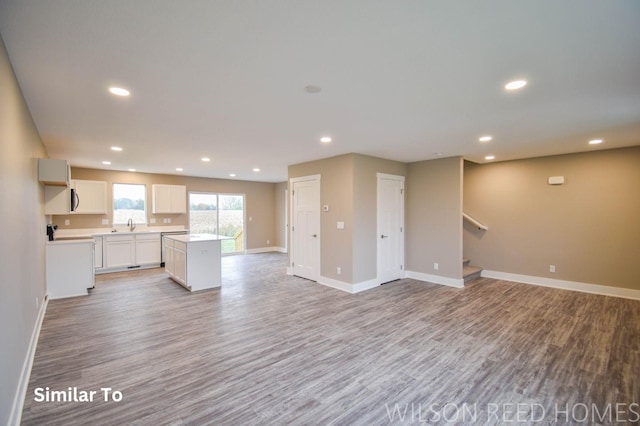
xmin=463 ymin=258 xmax=482 ymax=283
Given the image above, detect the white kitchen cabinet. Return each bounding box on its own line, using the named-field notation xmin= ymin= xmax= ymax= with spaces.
xmin=164 ymin=234 xmax=223 ymax=291
xmin=134 ymin=233 xmax=161 ymax=266
xmin=104 ymin=234 xmax=136 ymax=269
xmin=152 ymin=184 xmax=187 ymax=214
xmin=72 ymin=180 xmax=107 ymax=214
xmin=173 ymin=242 xmax=187 ymax=285
xmin=94 ymin=236 xmax=103 ymax=269
xmin=46 ymin=239 xmax=94 ymax=299
xmin=164 ymin=238 xmax=175 ymax=276
xmin=39 ymin=158 xmax=70 ymax=186
xmin=44 ymin=185 xmax=71 ymax=215
xmin=100 ymin=232 xmax=162 ymax=273
xmin=44 ymin=179 xmax=108 ymax=215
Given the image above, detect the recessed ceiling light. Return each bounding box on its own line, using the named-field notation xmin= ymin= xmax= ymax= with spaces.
xmin=229 ymin=173 xmax=236 ymax=177
xmin=479 ymin=136 xmax=493 ymax=142
xmin=201 ymin=157 xmax=211 ymax=162
xmin=111 ymin=146 xmax=123 ymax=151
xmin=102 ymin=161 xmax=111 ymax=165
xmin=589 ymin=139 xmax=603 ymax=145
xmin=320 ymin=136 xmax=332 ymax=143
xmin=485 ymin=155 xmax=495 ymax=161
xmin=108 ymin=87 xmax=130 ymax=97
xmin=176 ymin=168 xmax=183 ymax=172
xmin=504 ymin=80 xmax=527 ymax=90
xmin=253 ymin=168 xmax=260 ymax=172
xmin=304 ymin=85 xmax=322 ymax=94
xmin=128 ymin=169 xmax=136 ymax=172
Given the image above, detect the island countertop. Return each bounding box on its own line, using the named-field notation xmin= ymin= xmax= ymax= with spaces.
xmin=164 ymin=233 xmax=231 ymax=243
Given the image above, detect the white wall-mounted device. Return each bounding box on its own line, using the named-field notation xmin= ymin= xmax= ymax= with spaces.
xmin=548 ymin=176 xmax=565 ymax=185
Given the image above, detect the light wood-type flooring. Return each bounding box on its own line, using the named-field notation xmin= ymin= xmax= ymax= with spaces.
xmin=22 ymin=253 xmax=640 ymax=425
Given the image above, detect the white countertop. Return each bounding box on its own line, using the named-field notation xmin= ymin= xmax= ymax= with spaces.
xmin=54 ymin=226 xmax=187 ymax=239
xmin=164 ymin=233 xmax=232 ymax=243
xmin=46 ymin=238 xmax=95 ymax=246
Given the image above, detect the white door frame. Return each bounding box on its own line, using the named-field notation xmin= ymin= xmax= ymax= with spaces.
xmin=377 ymin=173 xmax=405 ymax=284
xmin=289 ymin=174 xmax=321 ymax=281
xmin=284 ymin=189 xmax=289 ymax=253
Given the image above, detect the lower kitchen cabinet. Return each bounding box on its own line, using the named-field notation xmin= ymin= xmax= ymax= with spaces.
xmin=46 ymin=239 xmax=95 ymax=299
xmin=135 ymin=233 xmax=161 ymax=266
xmin=101 ymin=233 xmax=161 ymax=272
xmin=94 ymin=236 xmax=103 ymax=269
xmin=172 ymin=242 xmax=187 ymax=284
xmin=104 ymin=235 xmax=136 ymax=269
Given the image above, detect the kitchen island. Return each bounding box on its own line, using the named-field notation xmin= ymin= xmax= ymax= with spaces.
xmin=163 ymin=233 xmax=227 ymax=291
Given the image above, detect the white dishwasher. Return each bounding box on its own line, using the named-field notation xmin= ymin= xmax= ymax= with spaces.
xmin=45 ymin=239 xmax=95 ymax=299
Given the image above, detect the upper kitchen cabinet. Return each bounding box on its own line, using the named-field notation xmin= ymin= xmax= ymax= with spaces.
xmin=72 ymin=180 xmax=107 ymax=214
xmin=152 ymin=184 xmax=187 ymax=214
xmin=44 ymin=179 xmax=107 ymax=215
xmin=38 ymin=158 xmax=70 ymax=186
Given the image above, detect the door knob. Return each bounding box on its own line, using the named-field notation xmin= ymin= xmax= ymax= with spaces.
xmin=312 ymin=234 xmax=317 ymax=238
xmin=381 ymin=234 xmax=389 ymax=239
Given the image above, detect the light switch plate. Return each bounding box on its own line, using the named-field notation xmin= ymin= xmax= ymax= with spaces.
xmin=337 ymin=221 xmax=345 ymax=229
xmin=149 ymin=218 xmax=156 ymax=224
xmin=64 ymin=219 xmax=70 ymax=226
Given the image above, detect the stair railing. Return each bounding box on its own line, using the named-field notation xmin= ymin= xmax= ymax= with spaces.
xmin=463 ymin=212 xmax=488 ymax=231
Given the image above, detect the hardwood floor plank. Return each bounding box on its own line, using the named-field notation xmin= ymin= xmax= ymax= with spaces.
xmin=22 ymin=253 xmax=640 ymax=424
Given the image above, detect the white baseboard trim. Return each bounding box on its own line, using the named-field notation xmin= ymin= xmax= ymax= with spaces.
xmin=482 ymin=270 xmax=640 ymax=301
xmin=318 ymin=276 xmax=380 ymax=294
xmin=274 ymin=247 xmax=287 ymax=253
xmin=405 ymin=270 xmax=465 ymax=288
xmin=353 ymin=278 xmax=380 ymax=293
xmin=246 ymin=246 xmax=281 ymax=254
xmin=9 ymin=296 xmax=48 ymax=426
xmin=286 ymin=267 xmax=293 ymax=275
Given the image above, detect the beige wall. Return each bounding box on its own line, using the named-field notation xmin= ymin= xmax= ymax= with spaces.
xmin=289 ymin=154 xmax=354 ymax=282
xmin=274 ymin=181 xmax=288 ymax=250
xmin=464 ymin=147 xmax=640 ymax=290
xmin=352 ymin=154 xmax=407 ymax=283
xmin=0 ymin=35 xmax=48 ymax=425
xmin=406 ymin=157 xmax=463 ymax=279
xmin=288 ymin=153 xmax=407 ymax=284
xmin=54 ymin=168 xmax=276 ymax=250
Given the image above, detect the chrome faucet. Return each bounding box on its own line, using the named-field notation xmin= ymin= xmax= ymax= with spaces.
xmin=127 ymin=218 xmax=136 ymax=232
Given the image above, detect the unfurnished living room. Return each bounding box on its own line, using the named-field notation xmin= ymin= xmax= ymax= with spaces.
xmin=1 ymin=1 xmax=639 ymax=425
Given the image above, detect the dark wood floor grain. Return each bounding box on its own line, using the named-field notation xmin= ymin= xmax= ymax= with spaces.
xmin=22 ymin=253 xmax=640 ymax=425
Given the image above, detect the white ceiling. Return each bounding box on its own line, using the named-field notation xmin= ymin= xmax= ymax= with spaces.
xmin=1 ymin=1 xmax=639 ymax=182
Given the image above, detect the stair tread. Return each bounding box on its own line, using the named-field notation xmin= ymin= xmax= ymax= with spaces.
xmin=463 ymin=257 xmax=470 ymax=265
xmin=463 ymin=265 xmax=482 ymax=277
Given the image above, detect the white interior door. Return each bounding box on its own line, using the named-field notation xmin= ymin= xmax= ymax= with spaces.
xmin=377 ymin=173 xmax=405 ymax=284
xmin=291 ymin=175 xmax=320 ymax=281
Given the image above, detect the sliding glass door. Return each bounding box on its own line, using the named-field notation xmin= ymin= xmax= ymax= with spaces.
xmin=189 ymin=192 xmax=244 ymax=254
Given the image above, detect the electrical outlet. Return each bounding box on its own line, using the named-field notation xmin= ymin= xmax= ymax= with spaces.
xmin=434 ymin=263 xmax=439 ymax=271
xmin=249 ymin=216 xmax=253 ymax=221
xmin=35 ymin=297 xmax=39 ymax=308
xmin=101 ymin=219 xmax=109 ymax=225
xmin=337 ymin=267 xmax=341 ymax=275
xmin=167 ymin=218 xmax=171 ymax=224
xmin=267 ymin=240 xmax=270 ymax=245
xmin=64 ymin=219 xmax=70 ymax=226
xmin=149 ymin=218 xmax=156 ymax=224
xmin=549 ymin=265 xmax=556 ymax=273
